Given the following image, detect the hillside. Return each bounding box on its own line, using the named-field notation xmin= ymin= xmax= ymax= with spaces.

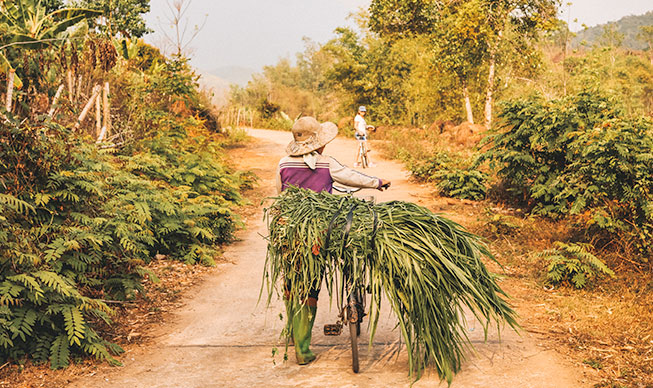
xmin=572 ymin=10 xmax=653 ymax=49
xmin=211 ymin=65 xmax=256 ymax=86
xmin=197 ymin=72 xmax=231 ymax=107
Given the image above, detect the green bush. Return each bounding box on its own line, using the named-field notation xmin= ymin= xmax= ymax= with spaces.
xmin=536 ymin=242 xmax=615 ymax=289
xmin=436 ymin=169 xmax=488 ymax=201
xmin=407 ymin=152 xmax=487 ymax=201
xmin=0 ymin=73 xmax=247 ymax=369
xmin=484 ymin=90 xmax=653 ymax=254
xmin=408 ymin=152 xmax=453 ymax=181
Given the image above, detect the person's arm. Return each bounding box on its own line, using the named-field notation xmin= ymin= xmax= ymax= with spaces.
xmin=328 ymin=157 xmax=384 ymax=189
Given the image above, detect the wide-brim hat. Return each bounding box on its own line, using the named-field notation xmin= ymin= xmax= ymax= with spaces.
xmin=286 ymin=117 xmax=338 ymax=156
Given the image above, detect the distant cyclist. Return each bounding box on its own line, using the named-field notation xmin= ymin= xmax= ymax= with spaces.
xmin=353 ymin=106 xmax=376 ymax=167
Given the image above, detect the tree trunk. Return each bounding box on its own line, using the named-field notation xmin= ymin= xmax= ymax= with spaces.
xmin=462 ymin=81 xmax=474 ymax=124
xmin=484 ymin=54 xmax=496 ymax=129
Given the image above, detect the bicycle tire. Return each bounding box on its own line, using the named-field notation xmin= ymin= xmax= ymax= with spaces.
xmin=354 ymin=289 xmax=362 ymax=337
xmin=361 ymin=143 xmax=369 ymax=168
xmin=357 ymin=143 xmax=366 ymax=169
xmin=349 ymin=320 xmax=359 ymax=373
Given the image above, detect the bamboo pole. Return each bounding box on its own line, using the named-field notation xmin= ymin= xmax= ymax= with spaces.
xmin=95 ymin=89 xmax=102 ymax=137
xmin=48 ymin=84 xmax=64 ymax=116
xmin=5 ymin=69 xmax=15 ymax=112
xmin=236 ymin=108 xmax=241 ymax=128
xmin=102 ymin=82 xmax=110 ymax=134
xmin=96 ymin=125 xmax=107 ymax=143
xmin=74 ymin=84 xmax=101 ymax=130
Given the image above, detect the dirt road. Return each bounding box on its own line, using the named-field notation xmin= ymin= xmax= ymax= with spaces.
xmin=69 ymin=129 xmax=589 ymax=388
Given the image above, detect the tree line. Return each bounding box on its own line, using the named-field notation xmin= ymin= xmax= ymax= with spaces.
xmin=229 ymin=0 xmax=652 ymax=129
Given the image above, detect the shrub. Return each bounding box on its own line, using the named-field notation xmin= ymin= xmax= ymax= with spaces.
xmin=0 ymin=60 xmax=249 ymax=368
xmin=484 ymin=90 xmax=653 ymax=255
xmin=408 ymin=152 xmax=453 ymax=181
xmin=536 ymin=242 xmax=615 ymax=289
xmin=435 ymin=169 xmax=488 ymax=201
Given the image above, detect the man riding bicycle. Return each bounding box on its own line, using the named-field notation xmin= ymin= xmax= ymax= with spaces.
xmin=353 ymin=106 xmax=375 ymax=167
xmin=276 ymin=116 xmax=390 ymax=365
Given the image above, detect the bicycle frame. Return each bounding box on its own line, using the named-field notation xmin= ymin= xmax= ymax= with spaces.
xmin=322 ymin=185 xmax=370 ymax=373
xmin=356 ymin=139 xmax=369 ymax=168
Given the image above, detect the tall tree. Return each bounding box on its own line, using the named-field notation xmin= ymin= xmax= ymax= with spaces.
xmin=76 ymin=0 xmax=151 ymax=38
xmin=478 ymin=0 xmax=559 ymax=128
xmin=369 ymin=0 xmax=559 ymax=127
xmin=369 ymin=0 xmax=440 ymax=38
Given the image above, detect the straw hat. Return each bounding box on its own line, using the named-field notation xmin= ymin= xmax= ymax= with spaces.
xmin=286 ymin=117 xmax=338 ymax=156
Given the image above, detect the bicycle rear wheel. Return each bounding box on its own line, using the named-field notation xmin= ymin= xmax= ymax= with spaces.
xmin=349 ymin=320 xmax=359 ymax=373
xmin=361 ymin=143 xmax=369 ymax=168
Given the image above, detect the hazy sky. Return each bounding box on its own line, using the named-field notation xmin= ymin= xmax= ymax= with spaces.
xmin=143 ymin=0 xmax=653 ymax=73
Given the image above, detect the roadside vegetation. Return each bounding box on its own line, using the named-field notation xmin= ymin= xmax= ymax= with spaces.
xmin=1 ymin=0 xmax=250 ymax=379
xmin=228 ymin=1 xmax=653 ymax=386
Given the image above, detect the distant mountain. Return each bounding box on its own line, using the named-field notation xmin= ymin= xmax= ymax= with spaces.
xmin=572 ymin=11 xmax=653 ymax=50
xmin=197 ymin=73 xmax=231 ymax=108
xmin=195 ymin=66 xmax=257 ymax=107
xmin=210 ymin=66 xmax=257 ymax=86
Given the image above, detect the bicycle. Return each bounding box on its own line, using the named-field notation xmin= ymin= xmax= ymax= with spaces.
xmin=355 ymin=125 xmax=374 ymax=168
xmin=323 ymin=183 xmax=389 ymax=373
xmin=356 ymin=138 xmax=369 ymax=169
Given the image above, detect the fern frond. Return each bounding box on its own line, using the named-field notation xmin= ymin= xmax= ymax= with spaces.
xmin=62 ymin=306 xmax=85 ymax=346
xmin=49 ymin=334 xmax=70 ymax=369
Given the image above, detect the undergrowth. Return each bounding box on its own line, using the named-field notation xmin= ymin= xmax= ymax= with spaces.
xmin=0 ymin=41 xmax=250 ymax=369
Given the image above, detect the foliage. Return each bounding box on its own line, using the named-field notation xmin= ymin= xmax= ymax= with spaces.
xmin=536 ymin=242 xmax=615 ymax=289
xmin=407 ymin=151 xmax=487 ymax=200
xmin=484 ymin=90 xmax=653 ymax=255
xmin=368 ymin=0 xmax=440 ymax=38
xmin=76 ymin=0 xmax=152 ymax=38
xmin=436 ymin=169 xmax=488 ymax=201
xmin=0 ymin=0 xmax=101 ymax=88
xmin=408 ymin=152 xmax=453 ymax=181
xmin=561 ymin=47 xmax=653 ymax=117
xmin=0 ymin=106 xmax=245 ymax=367
xmin=264 ymin=187 xmax=518 ymax=383
xmin=0 ymin=32 xmax=249 ymax=369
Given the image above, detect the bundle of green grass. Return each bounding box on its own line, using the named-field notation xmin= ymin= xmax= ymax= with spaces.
xmin=263 ymin=187 xmax=518 ymax=382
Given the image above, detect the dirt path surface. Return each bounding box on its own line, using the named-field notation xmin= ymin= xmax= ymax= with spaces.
xmin=69 ymin=129 xmax=589 ymax=388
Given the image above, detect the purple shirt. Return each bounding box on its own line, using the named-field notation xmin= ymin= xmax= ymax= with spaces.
xmin=276 ymin=154 xmax=381 ymax=194
xmin=279 ymin=159 xmax=333 ymax=193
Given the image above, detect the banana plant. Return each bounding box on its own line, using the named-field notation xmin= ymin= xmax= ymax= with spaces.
xmin=0 ymin=0 xmax=102 ymax=89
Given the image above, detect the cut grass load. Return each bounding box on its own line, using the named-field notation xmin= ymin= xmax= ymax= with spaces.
xmin=262 ymin=187 xmax=519 ymax=383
